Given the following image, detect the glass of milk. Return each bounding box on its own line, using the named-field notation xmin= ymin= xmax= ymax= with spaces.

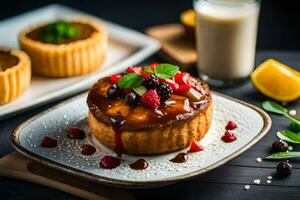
xmin=194 ymin=0 xmax=260 ymax=86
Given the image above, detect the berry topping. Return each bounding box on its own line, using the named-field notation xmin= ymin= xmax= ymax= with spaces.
xmin=41 ymin=136 xmax=57 ymax=148
xmin=126 ymin=66 xmax=141 ymax=73
xmin=174 ymin=72 xmax=191 ymax=85
xmin=143 ymin=74 xmax=159 ymax=89
xmin=99 ymin=155 xmax=121 ymax=169
xmin=222 ymin=131 xmax=237 ymax=143
xmin=141 ymin=90 xmax=161 ymax=109
xmin=156 ymin=83 xmax=173 ymax=101
xmin=149 ymin=63 xmax=159 ymax=70
xmin=276 ymin=161 xmax=292 ymax=176
xmin=271 ymin=140 xmax=288 ymax=153
xmin=106 ymin=84 xmax=121 ymax=100
xmin=109 ymin=74 xmax=122 ymax=84
xmin=176 ymin=84 xmax=192 ymax=92
xmin=67 ymin=128 xmax=85 ymax=139
xmin=188 ymin=139 xmax=205 ymax=152
xmin=225 ymin=120 xmax=237 ymax=130
xmin=162 ymin=78 xmax=179 ymax=90
xmin=81 ymin=144 xmax=96 ymax=156
xmin=125 ymin=92 xmax=138 ymax=105
xmin=140 ymin=72 xmax=151 ymax=79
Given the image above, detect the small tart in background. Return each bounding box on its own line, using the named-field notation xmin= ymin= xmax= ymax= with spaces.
xmin=19 ymin=19 xmax=108 ymax=78
xmin=0 ymin=48 xmax=31 ymax=105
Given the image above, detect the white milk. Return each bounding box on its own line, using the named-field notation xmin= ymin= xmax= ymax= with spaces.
xmin=194 ymin=0 xmax=260 ymax=85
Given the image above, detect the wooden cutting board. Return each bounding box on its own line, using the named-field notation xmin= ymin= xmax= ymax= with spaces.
xmin=146 ymin=23 xmax=197 ymax=69
xmin=0 ymin=152 xmax=134 ymax=200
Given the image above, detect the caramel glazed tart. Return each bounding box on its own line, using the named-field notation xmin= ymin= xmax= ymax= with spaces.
xmin=0 ymin=49 xmax=31 ymax=105
xmin=88 ymin=77 xmax=213 ymax=155
xmin=18 ymin=19 xmax=108 ymax=78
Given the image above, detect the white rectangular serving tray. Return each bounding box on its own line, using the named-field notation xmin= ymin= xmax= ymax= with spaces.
xmin=0 ymin=4 xmax=160 ymax=119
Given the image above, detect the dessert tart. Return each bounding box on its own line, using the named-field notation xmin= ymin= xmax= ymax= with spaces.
xmin=0 ymin=48 xmax=31 ymax=105
xmin=19 ymin=19 xmax=107 ymax=77
xmin=87 ymin=63 xmax=212 ymax=155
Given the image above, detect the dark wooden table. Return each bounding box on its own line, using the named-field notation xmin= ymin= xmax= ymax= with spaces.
xmin=0 ymin=50 xmax=299 ymax=200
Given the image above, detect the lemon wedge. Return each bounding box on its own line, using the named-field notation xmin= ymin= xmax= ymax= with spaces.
xmin=180 ymin=9 xmax=196 ymax=27
xmin=250 ymin=59 xmax=300 ymax=102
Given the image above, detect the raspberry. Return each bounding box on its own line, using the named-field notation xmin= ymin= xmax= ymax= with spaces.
xmin=126 ymin=66 xmax=141 ymax=73
xmin=143 ymin=74 xmax=159 ymax=89
xmin=225 ymin=120 xmax=237 ymax=130
xmin=109 ymin=74 xmax=122 ymax=84
xmin=156 ymin=83 xmax=173 ymax=100
xmin=141 ymin=90 xmax=160 ymax=109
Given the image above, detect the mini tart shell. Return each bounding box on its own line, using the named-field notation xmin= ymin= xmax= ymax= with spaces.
xmin=88 ymin=100 xmax=213 ymax=155
xmin=18 ymin=19 xmax=108 ymax=78
xmin=0 ymin=49 xmax=31 ymax=105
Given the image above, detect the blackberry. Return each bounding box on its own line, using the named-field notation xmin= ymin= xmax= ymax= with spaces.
xmin=106 ymin=84 xmax=121 ymax=100
xmin=143 ymin=75 xmax=159 ymax=89
xmin=271 ymin=140 xmax=288 ymax=153
xmin=156 ymin=83 xmax=173 ymax=101
xmin=276 ymin=161 xmax=292 ymax=176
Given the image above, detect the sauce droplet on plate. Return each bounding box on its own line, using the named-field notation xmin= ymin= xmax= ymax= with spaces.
xmin=170 ymin=153 xmax=188 ymax=163
xmin=99 ymin=155 xmax=121 ymax=169
xmin=67 ymin=128 xmax=85 ymax=139
xmin=129 ymin=159 xmax=149 ymax=170
xmin=81 ymin=144 xmax=96 ymax=156
xmin=41 ymin=136 xmax=57 ymax=148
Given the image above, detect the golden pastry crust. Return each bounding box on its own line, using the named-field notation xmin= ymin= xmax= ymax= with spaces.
xmin=0 ymin=49 xmax=31 ymax=105
xmin=18 ymin=19 xmax=107 ymax=78
xmin=89 ymin=101 xmax=213 ymax=155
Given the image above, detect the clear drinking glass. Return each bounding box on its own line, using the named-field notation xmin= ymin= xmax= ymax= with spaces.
xmin=194 ymin=0 xmax=260 ymax=87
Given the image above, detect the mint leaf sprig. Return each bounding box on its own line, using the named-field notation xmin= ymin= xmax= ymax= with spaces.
xmin=265 ymin=151 xmax=300 ymax=160
xmin=262 ymin=101 xmax=300 ymax=128
xmin=117 ymin=73 xmax=143 ymax=89
xmin=116 ymin=63 xmax=179 ymax=93
xmin=277 ymin=130 xmax=300 ymax=144
xmin=154 ymin=64 xmax=179 ymax=79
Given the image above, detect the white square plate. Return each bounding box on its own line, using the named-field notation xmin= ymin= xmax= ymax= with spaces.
xmin=0 ymin=4 xmax=160 ymax=119
xmin=11 ymin=92 xmax=271 ymax=188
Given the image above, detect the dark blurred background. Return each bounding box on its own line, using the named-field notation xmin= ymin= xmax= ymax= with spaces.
xmin=0 ymin=0 xmax=300 ymax=50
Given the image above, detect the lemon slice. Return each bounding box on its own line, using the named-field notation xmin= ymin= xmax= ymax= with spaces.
xmin=251 ymin=59 xmax=300 ymax=102
xmin=180 ymin=9 xmax=196 ymax=27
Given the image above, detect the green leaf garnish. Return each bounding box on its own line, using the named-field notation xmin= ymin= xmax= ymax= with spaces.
xmin=262 ymin=101 xmax=287 ymax=115
xmin=265 ymin=151 xmax=300 ymax=160
xmin=154 ymin=63 xmax=179 ymax=79
xmin=143 ymin=66 xmax=153 ymax=74
xmin=289 ymin=121 xmax=300 ymax=133
xmin=277 ymin=130 xmax=300 ymax=144
xmin=117 ymin=73 xmax=143 ymax=88
xmin=40 ymin=21 xmax=80 ymax=44
xmin=133 ymin=85 xmax=147 ymax=96
xmin=262 ymin=101 xmax=300 ymax=125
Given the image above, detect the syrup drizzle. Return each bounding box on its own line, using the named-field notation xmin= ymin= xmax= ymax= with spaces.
xmin=129 ymin=159 xmax=149 ymax=170
xmin=110 ymin=118 xmax=125 ymax=157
